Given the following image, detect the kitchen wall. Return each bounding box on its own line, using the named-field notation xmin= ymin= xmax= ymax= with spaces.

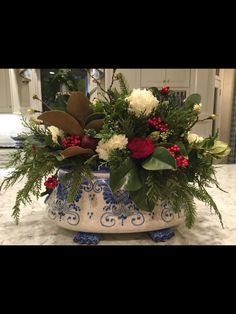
xmin=220 ymin=69 xmax=235 ymax=143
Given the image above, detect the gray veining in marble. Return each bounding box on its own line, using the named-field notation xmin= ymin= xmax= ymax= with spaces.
xmin=0 ymin=164 xmax=236 ymax=245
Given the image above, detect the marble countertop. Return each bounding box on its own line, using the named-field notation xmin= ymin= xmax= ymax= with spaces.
xmin=0 ymin=164 xmax=236 ymax=245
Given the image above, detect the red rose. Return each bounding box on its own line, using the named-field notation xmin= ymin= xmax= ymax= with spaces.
xmin=128 ymin=137 xmax=154 ymax=159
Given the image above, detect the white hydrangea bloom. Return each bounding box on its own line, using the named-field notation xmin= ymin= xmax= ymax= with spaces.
xmin=96 ymin=134 xmax=128 ymax=161
xmin=96 ymin=139 xmax=109 ymax=160
xmin=126 ymin=88 xmax=159 ymax=117
xmin=188 ymin=132 xmax=204 ymax=144
xmin=47 ymin=126 xmax=64 ymax=144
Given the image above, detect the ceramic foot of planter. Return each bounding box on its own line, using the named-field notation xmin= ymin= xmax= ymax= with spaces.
xmin=147 ymin=228 xmax=175 ymax=242
xmin=73 ymin=232 xmax=101 ymax=245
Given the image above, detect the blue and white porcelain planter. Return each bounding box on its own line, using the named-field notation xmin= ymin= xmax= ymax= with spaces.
xmin=46 ymin=169 xmax=184 ymax=234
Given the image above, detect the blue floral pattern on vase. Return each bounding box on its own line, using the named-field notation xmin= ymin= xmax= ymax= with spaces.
xmin=47 ymin=169 xmax=177 ymax=230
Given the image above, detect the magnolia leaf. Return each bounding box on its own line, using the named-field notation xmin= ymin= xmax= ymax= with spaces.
xmin=38 ymin=110 xmax=84 ymax=136
xmin=212 ymin=147 xmax=231 ymax=159
xmin=184 ymin=94 xmax=201 ymax=107
xmin=67 ymin=92 xmax=93 ymax=126
xmin=85 ymin=112 xmax=105 ymax=126
xmin=142 ymin=147 xmax=177 ymax=171
xmin=110 ymin=157 xmax=142 ymax=192
xmin=209 ymin=141 xmax=229 ymax=154
xmin=60 ymin=146 xmax=94 ymax=159
xmin=85 ymin=119 xmax=104 ymax=132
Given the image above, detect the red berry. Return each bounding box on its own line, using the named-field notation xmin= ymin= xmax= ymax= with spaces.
xmin=44 ymin=177 xmax=58 ymax=189
xmin=160 ymin=86 xmax=170 ymax=95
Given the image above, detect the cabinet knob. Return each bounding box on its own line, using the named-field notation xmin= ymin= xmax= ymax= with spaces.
xmin=167 ymin=80 xmax=170 ymax=83
xmin=163 ymin=80 xmax=166 ymax=83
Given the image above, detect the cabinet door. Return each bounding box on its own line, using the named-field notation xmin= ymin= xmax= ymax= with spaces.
xmin=140 ymin=69 xmax=166 ymax=87
xmin=0 ymin=70 xmax=12 ymax=113
xmin=105 ymin=69 xmax=141 ymax=91
xmin=191 ymin=69 xmax=215 ymax=138
xmin=166 ymin=69 xmax=190 ymax=87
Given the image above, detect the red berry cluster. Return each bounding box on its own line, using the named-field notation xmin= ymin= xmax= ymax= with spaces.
xmin=168 ymin=145 xmax=189 ymax=169
xmin=44 ymin=177 xmax=59 ymax=189
xmin=160 ymin=86 xmax=170 ymax=94
xmin=176 ymin=155 xmax=189 ymax=168
xmin=148 ymin=117 xmax=169 ymax=132
xmin=62 ymin=136 xmax=81 ymax=149
xmin=168 ymin=145 xmax=180 ymax=156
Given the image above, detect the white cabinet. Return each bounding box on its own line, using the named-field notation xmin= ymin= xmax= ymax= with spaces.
xmin=140 ymin=69 xmax=190 ymax=88
xmin=0 ymin=70 xmax=12 ymax=113
xmin=0 ymin=69 xmax=42 ymax=114
xmin=166 ymin=69 xmax=190 ymax=87
xmin=191 ymin=69 xmax=215 ymax=138
xmin=0 ymin=69 xmax=21 ymax=114
xmin=140 ymin=69 xmax=165 ymax=87
xmin=105 ymin=68 xmax=141 ymax=91
xmin=105 ymin=69 xmax=191 ymax=91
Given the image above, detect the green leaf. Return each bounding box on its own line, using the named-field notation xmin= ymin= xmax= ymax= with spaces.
xmin=176 ymin=142 xmax=188 ymax=158
xmin=184 ymin=94 xmax=201 ymax=107
xmin=129 ymin=188 xmax=156 ymax=212
xmin=56 ymin=154 xmax=64 ymax=161
xmin=142 ymin=147 xmax=177 ymax=171
xmin=110 ymin=157 xmax=142 ymax=192
xmin=85 ymin=112 xmax=105 ymax=125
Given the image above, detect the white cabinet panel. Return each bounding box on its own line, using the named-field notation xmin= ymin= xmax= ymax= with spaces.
xmin=191 ymin=69 xmax=215 ymax=138
xmin=166 ymin=69 xmax=190 ymax=87
xmin=140 ymin=69 xmax=190 ymax=88
xmin=140 ymin=69 xmax=165 ymax=87
xmin=0 ymin=70 xmax=12 ymax=113
xmin=105 ymin=69 xmax=141 ymax=91
xmin=105 ymin=69 xmax=191 ymax=90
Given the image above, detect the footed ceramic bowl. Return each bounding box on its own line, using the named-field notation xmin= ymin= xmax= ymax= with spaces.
xmin=46 ymin=169 xmax=184 ymax=234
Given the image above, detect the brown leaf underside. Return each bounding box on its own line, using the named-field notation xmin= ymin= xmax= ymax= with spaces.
xmin=60 ymin=146 xmax=94 ymax=159
xmin=85 ymin=119 xmax=104 ymax=131
xmin=67 ymin=92 xmax=93 ymax=127
xmin=38 ymin=110 xmax=84 ymax=136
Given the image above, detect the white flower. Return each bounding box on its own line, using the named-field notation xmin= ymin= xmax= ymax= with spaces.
xmin=96 ymin=139 xmax=109 ymax=161
xmin=47 ymin=126 xmax=64 ymax=144
xmin=188 ymin=132 xmax=204 ymax=144
xmin=107 ymin=134 xmax=128 ymax=150
xmin=126 ymin=89 xmax=159 ymax=117
xmin=193 ymin=103 xmax=202 ymax=113
xmin=96 ymin=134 xmax=128 ymax=161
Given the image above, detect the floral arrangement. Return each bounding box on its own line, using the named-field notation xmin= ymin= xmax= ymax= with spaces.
xmin=0 ymin=70 xmax=231 ymax=228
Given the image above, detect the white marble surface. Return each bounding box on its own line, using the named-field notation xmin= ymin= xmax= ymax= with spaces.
xmin=0 ymin=165 xmax=236 ymax=245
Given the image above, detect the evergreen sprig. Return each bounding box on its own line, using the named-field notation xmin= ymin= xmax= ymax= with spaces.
xmin=116 ymin=73 xmax=130 ymax=95
xmin=65 ymin=161 xmax=92 ymax=203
